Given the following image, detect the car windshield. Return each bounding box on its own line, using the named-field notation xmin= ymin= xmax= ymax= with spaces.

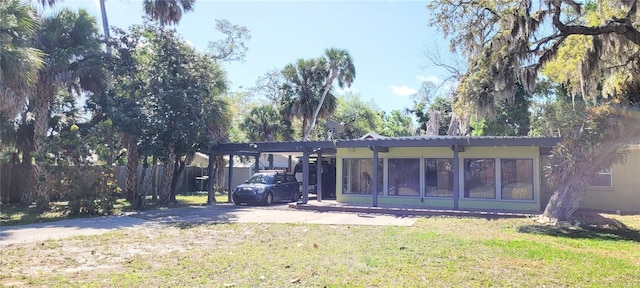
xmin=247 ymin=174 xmax=275 ymax=184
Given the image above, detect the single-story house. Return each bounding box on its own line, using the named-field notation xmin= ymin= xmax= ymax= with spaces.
xmin=207 ymin=136 xmax=639 ymax=213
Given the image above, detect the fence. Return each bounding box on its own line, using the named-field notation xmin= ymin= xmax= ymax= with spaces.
xmin=0 ymin=163 xmax=18 ymax=203
xmin=0 ymin=163 xmax=255 ymax=204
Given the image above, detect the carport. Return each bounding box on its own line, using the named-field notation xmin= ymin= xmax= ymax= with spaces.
xmin=206 ymin=141 xmax=338 ymax=204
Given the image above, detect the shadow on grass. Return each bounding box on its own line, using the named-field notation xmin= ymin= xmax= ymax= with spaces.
xmin=0 ymin=203 xmax=77 ymax=226
xmin=518 ymin=216 xmax=640 ymax=242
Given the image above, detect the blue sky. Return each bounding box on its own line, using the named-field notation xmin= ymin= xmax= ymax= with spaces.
xmin=48 ymin=0 xmax=453 ymax=112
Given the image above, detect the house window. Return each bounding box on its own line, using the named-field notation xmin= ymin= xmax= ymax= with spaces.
xmin=342 ymin=158 xmax=383 ymax=194
xmin=500 ymin=159 xmax=534 ymax=200
xmin=388 ymin=158 xmax=420 ymax=196
xmin=424 ymin=159 xmax=454 ymax=197
xmin=464 ymin=159 xmax=496 ymax=199
xmin=590 ymin=167 xmax=612 ymax=187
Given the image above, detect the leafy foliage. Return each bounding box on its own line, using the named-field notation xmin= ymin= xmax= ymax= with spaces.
xmin=529 ymin=82 xmax=586 ymax=137
xmin=380 ymin=110 xmax=413 ymax=137
xmin=331 ymin=93 xmax=382 ymax=139
xmin=142 ymin=0 xmax=195 ymax=27
xmin=208 ymin=19 xmax=251 ymax=63
xmin=28 ymin=8 xmax=104 ymax=210
xmin=240 ymin=104 xmax=283 ymax=142
xmin=0 ymin=0 xmax=44 ymax=118
xmin=48 ymin=166 xmax=119 ymax=215
xmin=471 ymin=84 xmax=531 ymax=136
xmin=428 ymin=0 xmax=640 ymax=120
xmin=106 ymin=24 xmax=230 ymax=205
xmin=304 ymin=48 xmax=355 ymax=140
xmin=280 ymin=58 xmax=336 ymax=140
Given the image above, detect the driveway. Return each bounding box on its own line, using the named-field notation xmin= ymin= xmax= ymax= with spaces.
xmin=0 ymin=204 xmax=416 ymax=247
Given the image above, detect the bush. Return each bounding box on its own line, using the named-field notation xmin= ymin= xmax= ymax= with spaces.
xmin=48 ymin=166 xmax=120 ymax=215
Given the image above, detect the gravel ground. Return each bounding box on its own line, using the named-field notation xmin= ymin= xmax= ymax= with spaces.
xmin=0 ymin=204 xmax=416 ymax=247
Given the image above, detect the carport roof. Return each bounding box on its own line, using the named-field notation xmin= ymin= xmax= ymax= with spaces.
xmin=207 ymin=136 xmax=560 ymax=155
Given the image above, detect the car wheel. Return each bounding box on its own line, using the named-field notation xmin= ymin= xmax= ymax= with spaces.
xmin=264 ymin=192 xmax=273 ymax=206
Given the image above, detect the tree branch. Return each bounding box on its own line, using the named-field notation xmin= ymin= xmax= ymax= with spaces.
xmin=603 ymin=50 xmax=640 ymax=70
xmin=551 ymin=0 xmax=640 ymax=46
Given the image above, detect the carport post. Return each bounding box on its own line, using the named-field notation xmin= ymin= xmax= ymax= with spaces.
xmin=369 ymin=145 xmax=388 ymax=207
xmin=451 ymin=144 xmax=464 ymax=210
xmin=301 ymin=149 xmax=310 ymax=204
xmin=372 ymin=148 xmax=379 ymax=207
xmin=207 ymin=153 xmax=215 ymax=205
xmin=228 ymin=154 xmax=234 ymax=203
xmin=316 ymin=150 xmax=322 ymax=202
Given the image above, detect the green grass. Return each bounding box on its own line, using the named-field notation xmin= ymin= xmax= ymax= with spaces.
xmin=0 ymin=192 xmax=229 ymax=226
xmin=1 ymin=214 xmax=639 ymax=287
xmin=175 ymin=191 xmax=229 ymax=205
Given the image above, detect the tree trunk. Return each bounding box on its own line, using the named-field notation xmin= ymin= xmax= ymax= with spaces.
xmin=14 ymin=118 xmax=35 ymax=205
xmin=208 ymin=156 xmax=218 ymax=204
xmin=541 ymin=170 xmax=596 ymax=222
xmin=303 ymin=74 xmax=337 ymax=141
xmin=169 ymin=155 xmax=187 ymax=202
xmin=99 ymin=0 xmax=111 ymax=55
xmin=541 ymin=138 xmax=627 ymax=222
xmin=159 ymin=147 xmax=176 ymax=205
xmin=426 ymin=110 xmax=440 ymax=136
xmin=14 ymin=157 xmax=36 ymax=205
xmin=124 ymin=133 xmax=140 ymax=203
xmin=215 ymin=155 xmax=226 ymax=192
xmin=32 ymin=81 xmax=52 ymax=211
xmin=150 ymin=155 xmax=158 ymax=201
xmin=135 ymin=154 xmax=148 ymax=210
xmin=301 ymin=118 xmax=308 ymax=140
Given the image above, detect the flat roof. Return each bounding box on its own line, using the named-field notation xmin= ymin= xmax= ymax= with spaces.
xmin=207 ymin=136 xmax=560 ymax=155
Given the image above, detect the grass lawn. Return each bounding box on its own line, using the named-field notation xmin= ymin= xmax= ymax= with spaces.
xmin=0 ymin=192 xmax=229 ymax=226
xmin=1 ymin=213 xmax=639 ymax=287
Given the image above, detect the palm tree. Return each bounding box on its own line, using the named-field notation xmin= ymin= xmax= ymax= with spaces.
xmin=99 ymin=0 xmax=111 ymax=54
xmin=0 ymin=0 xmax=43 ymax=118
xmin=143 ymin=0 xmax=195 ymax=27
xmin=281 ymin=58 xmax=337 ymax=139
xmin=30 ymin=9 xmax=103 ymax=210
xmin=303 ymin=48 xmax=355 ymax=141
xmin=1 ymin=1 xmax=43 ymax=205
xmin=240 ymin=105 xmax=282 ymax=142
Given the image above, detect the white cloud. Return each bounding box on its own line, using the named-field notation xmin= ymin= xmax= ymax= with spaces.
xmin=390 ymin=85 xmax=417 ymax=96
xmin=416 ymin=75 xmax=442 ymax=84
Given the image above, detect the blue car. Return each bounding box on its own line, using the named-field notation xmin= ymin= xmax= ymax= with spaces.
xmin=232 ymin=171 xmax=301 ymax=206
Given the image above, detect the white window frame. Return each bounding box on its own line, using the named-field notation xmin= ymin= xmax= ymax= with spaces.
xmin=461 ymin=157 xmax=537 ymax=202
xmin=589 ymin=167 xmax=613 ymax=188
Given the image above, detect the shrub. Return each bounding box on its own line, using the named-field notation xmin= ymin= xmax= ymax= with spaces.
xmin=48 ymin=166 xmax=120 ymax=215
